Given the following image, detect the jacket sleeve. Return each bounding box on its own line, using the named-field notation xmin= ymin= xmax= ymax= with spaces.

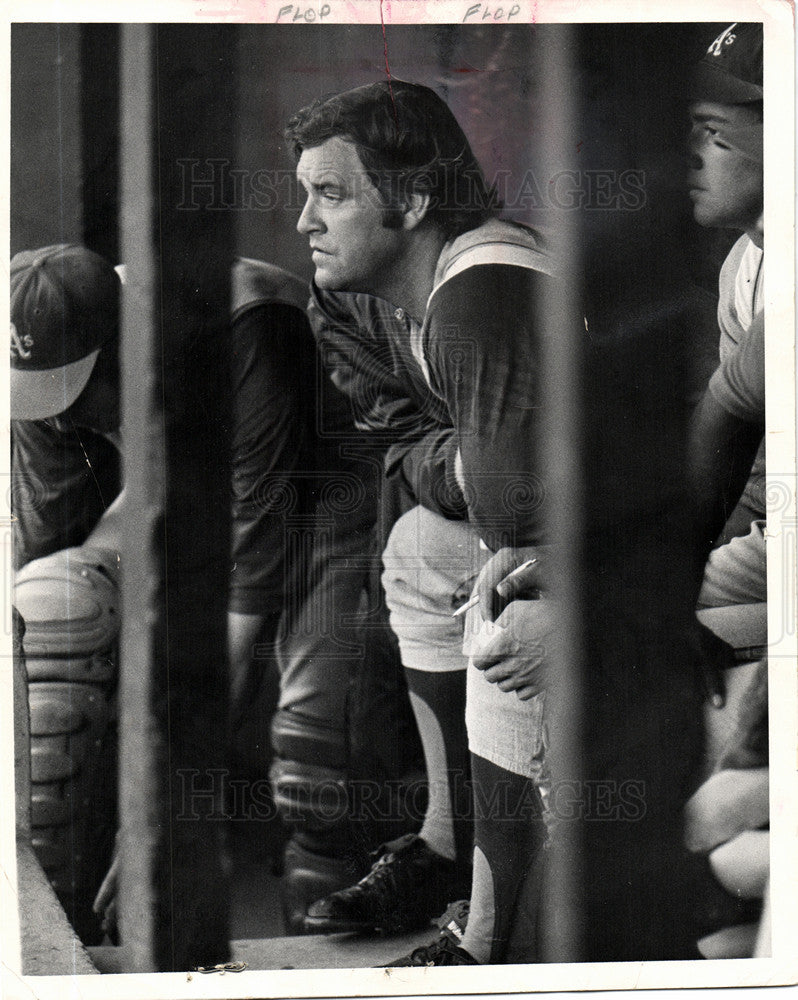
xmin=689 ymin=312 xmax=765 ymax=567
xmin=385 ymin=426 xmax=468 ymax=520
xmin=229 ymin=303 xmax=309 ymax=616
xmin=708 ymin=311 xmax=765 ymax=424
xmin=309 ymin=285 xmax=467 ymax=519
xmin=424 ymin=265 xmax=556 ymax=547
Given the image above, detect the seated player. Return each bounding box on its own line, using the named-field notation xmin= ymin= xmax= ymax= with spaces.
xmin=286 ymin=80 xmax=557 ymax=963
xmin=11 ymin=244 xmax=122 ymax=570
xmin=11 ymin=244 xmax=123 ymax=942
xmin=226 ymin=258 xmax=411 ymax=931
xmin=684 ymin=22 xmax=768 ymax=958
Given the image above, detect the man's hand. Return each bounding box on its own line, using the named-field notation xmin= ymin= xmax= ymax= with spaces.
xmin=690 ymin=617 xmax=735 ymax=708
xmin=683 ymin=767 xmax=768 ymax=853
xmin=470 ymin=598 xmax=560 ymax=700
xmin=476 ymin=545 xmax=550 ymax=622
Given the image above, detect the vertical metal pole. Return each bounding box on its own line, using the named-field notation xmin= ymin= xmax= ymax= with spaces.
xmin=533 ymin=27 xmax=710 ymax=961
xmin=534 ymin=24 xmax=585 ymax=962
xmin=118 ymin=24 xmax=235 ymax=972
xmin=118 ymin=25 xmax=163 ymax=972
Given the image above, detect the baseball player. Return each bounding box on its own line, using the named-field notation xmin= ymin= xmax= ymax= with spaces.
xmin=11 ymin=244 xmax=123 ymax=941
xmin=286 ymin=80 xmax=556 ymax=964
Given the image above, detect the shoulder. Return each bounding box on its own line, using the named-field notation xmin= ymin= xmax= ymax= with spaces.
xmin=429 ymin=262 xmax=555 ymax=322
xmin=232 ymin=258 xmax=309 ymax=320
xmin=231 ymin=258 xmax=313 ymax=344
xmin=717 ymin=234 xmax=764 ymax=352
xmin=718 ymin=234 xmax=759 ymax=299
xmin=427 ymin=219 xmax=558 ymax=325
xmin=433 ymin=219 xmax=556 ymax=290
xmin=230 ymin=300 xmax=314 ymax=392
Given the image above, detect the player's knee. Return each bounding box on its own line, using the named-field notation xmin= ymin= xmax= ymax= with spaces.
xmin=14 ymin=545 xmax=120 ymax=685
xmin=270 ymin=708 xmax=348 ymax=831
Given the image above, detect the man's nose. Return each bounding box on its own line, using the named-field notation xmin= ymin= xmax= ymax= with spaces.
xmin=686 ymin=146 xmax=703 ymax=171
xmin=686 ymin=130 xmax=704 ymax=170
xmin=297 ymin=197 xmax=320 ymax=235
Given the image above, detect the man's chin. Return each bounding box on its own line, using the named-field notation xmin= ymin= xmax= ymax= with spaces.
xmin=692 ymin=207 xmax=747 ymax=232
xmin=691 ymin=203 xmax=721 ymax=229
xmin=313 ymin=269 xmax=343 ymax=291
xmin=314 ymin=270 xmax=363 ymax=295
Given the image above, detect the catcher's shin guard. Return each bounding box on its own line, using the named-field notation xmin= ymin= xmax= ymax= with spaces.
xmin=14 ymin=545 xmax=120 ymax=943
xmin=269 ymin=708 xmax=349 ymax=831
xmin=270 ymin=708 xmax=365 ymax=932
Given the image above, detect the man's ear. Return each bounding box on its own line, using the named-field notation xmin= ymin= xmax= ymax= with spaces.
xmin=402 ymin=191 xmax=432 ymax=231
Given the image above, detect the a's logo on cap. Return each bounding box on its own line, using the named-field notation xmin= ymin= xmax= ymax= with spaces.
xmin=707 ymin=23 xmax=738 ymax=57
xmin=10 ymin=322 xmax=34 ymax=361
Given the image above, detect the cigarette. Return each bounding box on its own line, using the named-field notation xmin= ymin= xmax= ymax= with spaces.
xmin=452 ymin=558 xmax=539 ymax=618
xmin=503 ymin=557 xmax=538 ymax=580
xmin=452 ymin=594 xmax=479 ymax=618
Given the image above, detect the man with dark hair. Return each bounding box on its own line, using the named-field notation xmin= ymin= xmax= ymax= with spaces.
xmin=686 ymin=22 xmax=765 ymax=586
xmin=286 ymin=80 xmax=559 ymax=963
xmin=683 ymin=22 xmax=770 ymax=958
xmin=285 ymin=81 xmax=498 ymax=241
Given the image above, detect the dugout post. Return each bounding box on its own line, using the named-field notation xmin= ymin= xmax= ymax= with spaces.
xmin=117 ymin=24 xmax=236 ymax=972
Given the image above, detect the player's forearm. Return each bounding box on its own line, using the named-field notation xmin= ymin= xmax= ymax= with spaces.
xmin=687 ymin=389 xmax=764 ymax=569
xmin=385 ymin=427 xmax=468 ymax=519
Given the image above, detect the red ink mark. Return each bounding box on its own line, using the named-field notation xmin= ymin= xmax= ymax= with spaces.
xmin=576 ymin=141 xmax=583 ymax=152
xmin=379 ymin=0 xmax=396 ymax=118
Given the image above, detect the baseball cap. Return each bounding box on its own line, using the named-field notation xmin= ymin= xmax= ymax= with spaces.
xmin=692 ymin=23 xmax=763 ymax=104
xmin=10 ymin=244 xmax=119 ymax=421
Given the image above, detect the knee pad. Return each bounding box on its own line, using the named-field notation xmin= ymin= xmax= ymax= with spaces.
xmin=15 ymin=545 xmax=119 ymax=684
xmin=14 ymin=546 xmax=120 ymax=942
xmin=270 ymin=708 xmax=348 ymax=831
xmin=271 ymin=706 xmax=348 ymax=770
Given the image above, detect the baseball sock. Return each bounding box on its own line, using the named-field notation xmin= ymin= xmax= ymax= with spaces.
xmin=459 ymin=753 xmax=546 ymax=964
xmin=404 ymin=667 xmax=472 ymax=863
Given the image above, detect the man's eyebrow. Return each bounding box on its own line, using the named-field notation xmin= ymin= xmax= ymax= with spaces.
xmin=297 ymin=173 xmax=346 ymax=191
xmin=690 ymin=111 xmax=732 ymax=125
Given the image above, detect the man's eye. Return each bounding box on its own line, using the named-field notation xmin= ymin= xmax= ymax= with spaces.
xmin=704 ymin=125 xmax=732 ymax=148
xmin=321 ymin=188 xmax=343 ymax=202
